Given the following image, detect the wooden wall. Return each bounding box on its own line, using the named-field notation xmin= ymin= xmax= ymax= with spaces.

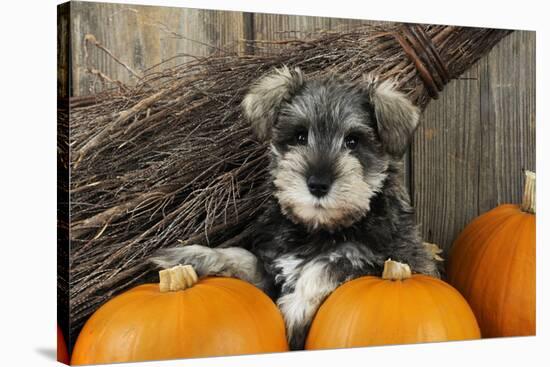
xmin=68 ymin=1 xmax=536 ymax=254
xmin=413 ymin=30 xmax=536 ymax=252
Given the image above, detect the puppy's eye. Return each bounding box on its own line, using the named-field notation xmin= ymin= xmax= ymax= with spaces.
xmin=295 ymin=130 xmax=308 ymax=145
xmin=344 ymin=135 xmax=359 ymax=150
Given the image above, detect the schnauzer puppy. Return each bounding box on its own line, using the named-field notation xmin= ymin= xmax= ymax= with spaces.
xmin=152 ymin=66 xmax=438 ymax=350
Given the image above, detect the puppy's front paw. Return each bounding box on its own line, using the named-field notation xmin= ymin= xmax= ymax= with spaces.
xmin=277 ymin=292 xmax=317 ymax=350
xmin=150 ymin=244 xmax=217 ymax=276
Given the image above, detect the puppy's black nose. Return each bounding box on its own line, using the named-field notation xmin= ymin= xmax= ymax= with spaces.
xmin=307 ymin=175 xmax=331 ymax=198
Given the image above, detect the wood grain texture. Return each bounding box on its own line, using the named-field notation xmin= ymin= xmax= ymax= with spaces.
xmin=412 ymin=66 xmax=482 ymax=253
xmin=58 ymin=2 xmax=71 ymax=98
xmin=252 ymin=13 xmax=333 ymax=43
xmin=478 ymin=30 xmax=536 ymax=213
xmin=412 ymin=30 xmax=536 ymax=254
xmin=70 ymin=1 xmax=246 ymax=96
xmin=251 ymin=13 xmax=377 ymax=54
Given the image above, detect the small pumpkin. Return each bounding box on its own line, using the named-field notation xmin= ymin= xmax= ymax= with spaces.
xmin=71 ymin=265 xmax=288 ymax=365
xmin=306 ymin=259 xmax=480 ymax=349
xmin=57 ymin=324 xmax=69 ymax=364
xmin=447 ymin=170 xmax=536 ymax=337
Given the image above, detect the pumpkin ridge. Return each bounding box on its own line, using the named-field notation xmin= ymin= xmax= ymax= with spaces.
xmin=386 ymin=278 xmax=406 ymax=344
xmin=495 ymin=215 xmax=535 ymax=335
xmin=195 ymin=283 xmax=243 ymax=348
xmin=452 ymin=206 xmax=517 ymax=250
xmin=72 ymin=289 xmax=162 ymax=364
xmin=345 ymin=278 xmax=393 ymax=346
xmin=196 ymin=278 xmax=282 ymax=352
xmin=406 ymin=276 xmax=447 ymax=342
xmin=418 ymin=276 xmax=479 ymax=339
xmin=450 ymin=208 xmax=518 ymax=277
xmin=128 ymin=292 xmax=175 ymax=361
xmin=181 ymin=280 xmax=249 ymax=355
xmin=448 ymin=208 xmax=517 ymax=286
xmin=468 ymin=214 xmax=525 ymax=333
xmin=186 ymin=284 xmax=228 ymax=354
xmin=224 ymin=285 xmax=268 ymax=350
xmin=176 ymin=282 xmax=189 ymax=355
xmin=492 ymin=215 xmax=529 ymax=334
xmin=342 ymin=283 xmax=368 ymax=347
xmin=457 ymin=212 xmax=524 ymax=300
xmin=355 ymin=278 xmax=389 ymax=346
xmin=119 ymin=290 xmax=168 ymax=361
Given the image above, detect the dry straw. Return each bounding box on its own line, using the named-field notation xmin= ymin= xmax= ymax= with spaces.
xmin=61 ymin=23 xmax=511 ymax=338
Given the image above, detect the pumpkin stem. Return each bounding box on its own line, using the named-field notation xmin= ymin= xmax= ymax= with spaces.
xmin=159 ymin=264 xmax=198 ymax=292
xmin=521 ymin=170 xmax=536 ymax=214
xmin=382 ymin=259 xmax=412 ymax=280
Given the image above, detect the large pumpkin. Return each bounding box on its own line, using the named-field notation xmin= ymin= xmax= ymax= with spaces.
xmin=71 ymin=265 xmax=288 ymax=365
xmin=306 ymin=259 xmax=480 ymax=349
xmin=57 ymin=324 xmax=69 ymax=364
xmin=447 ymin=171 xmax=536 ymax=337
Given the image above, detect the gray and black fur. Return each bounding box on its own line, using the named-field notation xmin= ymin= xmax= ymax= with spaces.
xmin=152 ymin=66 xmax=438 ymax=350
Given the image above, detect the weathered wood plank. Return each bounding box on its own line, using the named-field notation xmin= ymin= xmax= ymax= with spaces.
xmin=412 ymin=30 xmax=535 ymax=254
xmin=57 ymin=2 xmax=71 ymax=98
xmin=412 ymin=66 xmax=482 ymax=254
xmin=251 ymin=13 xmax=380 ymax=52
xmin=328 ymin=17 xmax=389 ymax=30
xmin=478 ymin=30 xmax=536 ymax=213
xmin=253 ymin=13 xmax=332 ymax=41
xmin=71 ymin=1 xmax=246 ymax=96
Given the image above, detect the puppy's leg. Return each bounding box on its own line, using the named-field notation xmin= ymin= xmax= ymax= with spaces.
xmin=150 ymin=245 xmax=270 ymax=291
xmin=277 ymin=244 xmax=383 ymax=350
xmin=277 ymin=260 xmax=337 ymax=350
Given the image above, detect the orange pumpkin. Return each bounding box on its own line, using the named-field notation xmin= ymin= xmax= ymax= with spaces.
xmin=57 ymin=324 xmax=69 ymax=364
xmin=447 ymin=171 xmax=536 ymax=337
xmin=306 ymin=259 xmax=480 ymax=349
xmin=71 ymin=265 xmax=288 ymax=365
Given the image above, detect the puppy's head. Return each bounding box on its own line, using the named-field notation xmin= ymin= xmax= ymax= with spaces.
xmin=242 ymin=67 xmax=419 ymax=231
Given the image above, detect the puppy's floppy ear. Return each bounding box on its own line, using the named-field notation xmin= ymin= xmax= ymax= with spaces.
xmin=242 ymin=66 xmax=304 ymax=141
xmin=364 ymin=75 xmax=420 ymax=157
